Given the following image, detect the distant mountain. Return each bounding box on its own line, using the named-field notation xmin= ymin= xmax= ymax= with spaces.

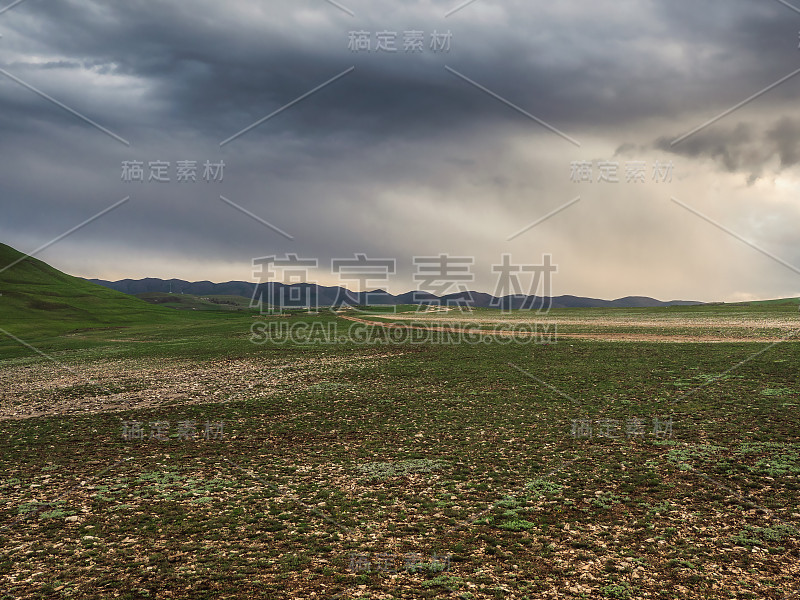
xmin=86 ymin=277 xmax=702 ymax=309
xmin=84 ymin=277 xmax=256 ymax=297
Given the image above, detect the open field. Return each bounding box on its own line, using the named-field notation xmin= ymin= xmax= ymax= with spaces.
xmin=341 ymin=303 xmax=800 ymax=343
xmin=1 ymin=304 xmax=799 ymax=599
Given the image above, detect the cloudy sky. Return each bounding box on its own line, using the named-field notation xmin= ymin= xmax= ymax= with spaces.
xmin=2 ymin=0 xmax=800 ymax=301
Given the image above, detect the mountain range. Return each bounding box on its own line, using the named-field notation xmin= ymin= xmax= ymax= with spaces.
xmin=85 ymin=277 xmax=703 ymax=309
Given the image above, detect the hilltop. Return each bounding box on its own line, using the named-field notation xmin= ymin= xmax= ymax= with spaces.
xmin=88 ymin=277 xmax=703 ymax=309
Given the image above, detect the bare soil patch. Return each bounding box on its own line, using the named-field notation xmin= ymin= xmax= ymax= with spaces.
xmin=0 ymin=351 xmax=402 ymax=421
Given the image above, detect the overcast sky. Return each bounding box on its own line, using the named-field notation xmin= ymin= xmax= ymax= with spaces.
xmin=2 ymin=0 xmax=800 ymax=301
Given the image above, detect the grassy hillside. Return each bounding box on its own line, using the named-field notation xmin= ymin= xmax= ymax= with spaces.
xmin=0 ymin=243 xmax=181 ymax=338
xmin=135 ymin=292 xmax=256 ymax=311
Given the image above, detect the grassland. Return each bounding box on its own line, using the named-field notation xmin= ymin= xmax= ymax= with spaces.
xmin=134 ymin=293 xmax=256 ymax=312
xmin=0 ymin=244 xmax=182 ymax=339
xmin=1 ymin=295 xmax=799 ymax=599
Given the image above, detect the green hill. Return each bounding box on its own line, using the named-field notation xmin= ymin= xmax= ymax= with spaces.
xmin=135 ymin=292 xmax=255 ymax=311
xmin=0 ymin=243 xmax=176 ymax=338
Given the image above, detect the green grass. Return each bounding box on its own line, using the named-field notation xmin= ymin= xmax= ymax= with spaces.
xmin=0 ymin=243 xmax=183 ymax=338
xmin=135 ymin=292 xmax=257 ymax=312
xmin=1 ymin=245 xmax=799 ymax=598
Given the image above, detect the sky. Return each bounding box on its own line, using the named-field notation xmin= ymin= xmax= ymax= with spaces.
xmin=1 ymin=0 xmax=800 ymax=302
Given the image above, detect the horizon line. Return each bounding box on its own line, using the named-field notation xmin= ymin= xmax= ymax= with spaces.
xmin=77 ymin=275 xmax=800 ymax=305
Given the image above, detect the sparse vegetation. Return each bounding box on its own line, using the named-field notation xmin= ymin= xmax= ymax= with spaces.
xmin=1 ymin=246 xmax=799 ymax=598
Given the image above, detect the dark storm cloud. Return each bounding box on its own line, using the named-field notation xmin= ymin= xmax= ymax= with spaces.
xmin=767 ymin=116 xmax=800 ymax=169
xmin=1 ymin=0 xmax=800 ymax=299
xmin=654 ymin=123 xmax=761 ymax=172
xmin=1 ymin=0 xmax=796 ymax=144
xmin=0 ymin=0 xmax=796 ymax=152
xmin=649 ymin=117 xmax=800 ymax=183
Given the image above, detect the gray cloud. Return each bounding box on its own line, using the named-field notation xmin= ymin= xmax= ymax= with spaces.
xmin=1 ymin=0 xmax=800 ymax=300
xmin=652 ymin=116 xmax=800 ymax=184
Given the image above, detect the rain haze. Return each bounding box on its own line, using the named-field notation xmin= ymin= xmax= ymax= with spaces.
xmin=2 ymin=0 xmax=800 ymax=301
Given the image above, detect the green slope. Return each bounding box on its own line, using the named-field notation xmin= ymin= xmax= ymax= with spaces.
xmin=135 ymin=292 xmax=256 ymax=311
xmin=0 ymin=243 xmax=177 ymax=338
xmin=746 ymin=297 xmax=800 ymax=306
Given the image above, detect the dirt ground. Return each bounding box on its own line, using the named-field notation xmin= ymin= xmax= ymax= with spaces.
xmin=340 ymin=314 xmax=799 ymax=343
xmin=0 ymin=352 xmax=399 ymax=422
